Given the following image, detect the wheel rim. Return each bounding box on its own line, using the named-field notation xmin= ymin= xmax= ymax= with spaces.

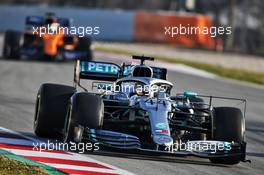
xmin=34 ymin=95 xmax=41 ymax=130
xmin=63 ymin=104 xmax=72 ymax=143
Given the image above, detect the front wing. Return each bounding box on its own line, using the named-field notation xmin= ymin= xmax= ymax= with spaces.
xmin=81 ymin=128 xmax=247 ymax=161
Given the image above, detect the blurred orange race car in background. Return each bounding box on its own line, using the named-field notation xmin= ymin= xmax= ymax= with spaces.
xmin=3 ymin=12 xmax=92 ymax=61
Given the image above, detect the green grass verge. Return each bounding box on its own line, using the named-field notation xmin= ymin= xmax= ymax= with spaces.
xmin=95 ymin=47 xmax=264 ymax=85
xmin=0 ymin=155 xmax=50 ymax=175
xmin=0 ymin=149 xmax=64 ymax=175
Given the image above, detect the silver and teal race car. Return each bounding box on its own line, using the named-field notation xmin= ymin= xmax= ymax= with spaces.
xmin=34 ymin=56 xmax=248 ymax=165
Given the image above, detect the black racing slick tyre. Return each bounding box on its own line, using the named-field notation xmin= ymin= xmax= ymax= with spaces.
xmin=34 ymin=83 xmax=76 ymax=138
xmin=76 ymin=37 xmax=92 ymax=61
xmin=63 ymin=93 xmax=104 ymax=142
xmin=3 ymin=30 xmax=22 ymax=59
xmin=209 ymin=107 xmax=245 ymax=165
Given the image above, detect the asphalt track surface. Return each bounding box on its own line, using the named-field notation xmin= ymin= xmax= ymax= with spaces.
xmin=0 ymin=54 xmax=264 ymax=175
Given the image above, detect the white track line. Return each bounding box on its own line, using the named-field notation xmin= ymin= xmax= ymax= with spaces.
xmin=0 ymin=127 xmax=41 ymax=143
xmin=3 ymin=148 xmax=91 ymax=161
xmin=0 ymin=138 xmax=35 ymax=146
xmin=69 ymin=152 xmax=136 ymax=175
xmin=44 ymin=163 xmax=128 ymax=174
xmin=3 ymin=148 xmax=135 ymax=175
xmin=0 ymin=126 xmax=136 ymax=175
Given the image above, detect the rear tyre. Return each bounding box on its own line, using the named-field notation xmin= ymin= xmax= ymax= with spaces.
xmin=209 ymin=107 xmax=245 ymax=165
xmin=63 ymin=93 xmax=104 ymax=142
xmin=34 ymin=83 xmax=76 ymax=138
xmin=76 ymin=37 xmax=92 ymax=61
xmin=3 ymin=30 xmax=22 ymax=59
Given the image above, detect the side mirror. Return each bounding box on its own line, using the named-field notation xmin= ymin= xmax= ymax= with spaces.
xmin=183 ymin=91 xmax=198 ymax=98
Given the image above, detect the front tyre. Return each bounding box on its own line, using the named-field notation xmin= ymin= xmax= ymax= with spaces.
xmin=63 ymin=93 xmax=104 ymax=143
xmin=34 ymin=83 xmax=76 ymax=138
xmin=209 ymin=107 xmax=246 ymax=165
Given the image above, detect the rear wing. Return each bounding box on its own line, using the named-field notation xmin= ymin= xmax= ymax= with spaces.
xmin=25 ymin=16 xmax=44 ymax=27
xmin=57 ymin=18 xmax=70 ymax=27
xmin=74 ymin=60 xmax=168 ymax=88
xmin=25 ymin=16 xmax=70 ymax=27
xmin=74 ymin=60 xmax=120 ymax=88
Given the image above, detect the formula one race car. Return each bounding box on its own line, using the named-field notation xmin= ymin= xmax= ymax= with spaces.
xmin=34 ymin=56 xmax=248 ymax=165
xmin=3 ymin=12 xmax=92 ymax=61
